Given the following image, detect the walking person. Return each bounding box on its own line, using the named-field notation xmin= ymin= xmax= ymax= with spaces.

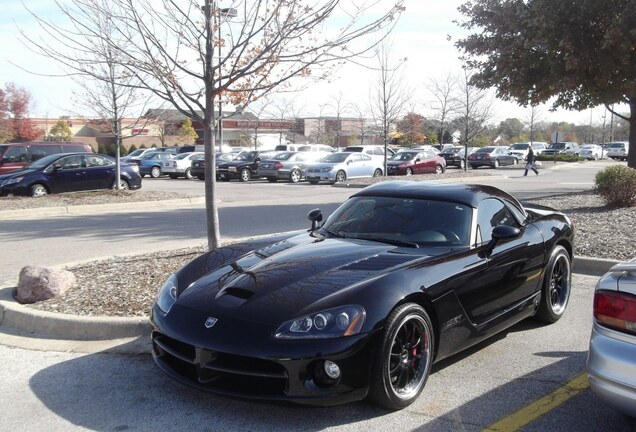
xmin=524 ymin=146 xmax=539 ymax=176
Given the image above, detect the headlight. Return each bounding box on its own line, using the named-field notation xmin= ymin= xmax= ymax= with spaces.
xmin=2 ymin=176 xmax=24 ymax=186
xmin=320 ymin=167 xmax=333 ymax=172
xmin=130 ymin=165 xmax=139 ymax=173
xmin=155 ymin=273 xmax=178 ymax=314
xmin=275 ymin=305 xmax=366 ymax=339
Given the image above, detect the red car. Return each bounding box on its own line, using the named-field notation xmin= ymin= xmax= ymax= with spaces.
xmin=386 ymin=150 xmax=446 ymax=175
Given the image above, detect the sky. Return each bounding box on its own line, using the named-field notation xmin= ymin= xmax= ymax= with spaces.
xmin=0 ymin=0 xmax=609 ymax=126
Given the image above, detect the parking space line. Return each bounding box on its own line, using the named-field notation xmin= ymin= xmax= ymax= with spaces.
xmin=483 ymin=372 xmax=589 ymax=432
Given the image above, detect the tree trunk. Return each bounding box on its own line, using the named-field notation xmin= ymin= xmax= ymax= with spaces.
xmin=628 ymin=97 xmax=636 ymax=169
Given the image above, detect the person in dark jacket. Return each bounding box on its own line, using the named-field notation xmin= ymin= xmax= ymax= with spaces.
xmin=524 ymin=147 xmax=539 ymax=176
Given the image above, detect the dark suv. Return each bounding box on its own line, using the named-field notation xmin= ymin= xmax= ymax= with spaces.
xmin=216 ymin=150 xmax=276 ymax=182
xmin=542 ymin=142 xmax=580 ymax=157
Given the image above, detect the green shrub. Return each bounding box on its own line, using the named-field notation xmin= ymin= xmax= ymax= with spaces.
xmin=536 ymin=154 xmax=582 ymax=162
xmin=128 ymin=144 xmax=137 ymax=153
xmin=594 ymin=165 xmax=636 ymax=207
xmin=98 ymin=143 xmax=107 ymax=154
xmin=119 ymin=144 xmax=127 ymax=156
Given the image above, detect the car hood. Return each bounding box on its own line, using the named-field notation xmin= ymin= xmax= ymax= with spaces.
xmin=305 ymin=162 xmax=341 ymax=170
xmin=175 ymin=235 xmax=429 ymax=324
xmin=387 ymin=160 xmax=410 ymax=166
xmin=0 ymin=168 xmax=36 ymax=180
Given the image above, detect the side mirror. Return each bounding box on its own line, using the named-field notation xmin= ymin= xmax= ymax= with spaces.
xmin=52 ymin=163 xmax=63 ymax=172
xmin=482 ymin=225 xmax=521 ymax=257
xmin=307 ymin=208 xmax=323 ymax=232
xmin=414 ymin=158 xmax=421 ymax=163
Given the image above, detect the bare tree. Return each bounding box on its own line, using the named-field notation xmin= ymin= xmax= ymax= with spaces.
xmin=455 ymin=67 xmax=494 ymax=164
xmin=326 ymin=92 xmax=352 ymax=149
xmin=369 ymin=41 xmax=409 ymax=174
xmin=351 ymin=103 xmax=372 ymax=145
xmin=522 ymin=103 xmax=545 ymax=143
xmin=22 ymin=0 xmax=405 ymax=249
xmin=426 ymin=73 xmax=460 ymax=145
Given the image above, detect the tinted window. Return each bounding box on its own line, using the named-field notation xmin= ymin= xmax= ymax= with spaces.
xmin=2 ymin=146 xmax=29 ymax=163
xmin=85 ymin=155 xmax=113 ymax=167
xmin=62 ymin=144 xmax=91 ymax=153
xmin=58 ymin=155 xmax=83 ymax=169
xmin=476 ymin=198 xmax=519 ymax=244
xmin=31 ymin=144 xmax=62 ymax=161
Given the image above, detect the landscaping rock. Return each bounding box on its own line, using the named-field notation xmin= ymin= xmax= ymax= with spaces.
xmin=16 ymin=266 xmax=76 ymax=304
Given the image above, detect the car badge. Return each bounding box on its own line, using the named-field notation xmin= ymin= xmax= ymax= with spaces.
xmin=204 ymin=317 xmax=218 ymax=328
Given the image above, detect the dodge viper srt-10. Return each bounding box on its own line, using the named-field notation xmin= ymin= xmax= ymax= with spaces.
xmin=151 ymin=181 xmax=574 ymax=409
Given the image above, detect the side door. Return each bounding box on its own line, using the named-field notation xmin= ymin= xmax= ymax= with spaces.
xmin=51 ymin=154 xmax=87 ymax=192
xmin=414 ymin=151 xmax=435 ymax=174
xmin=456 ymin=197 xmax=545 ymax=326
xmin=84 ymin=154 xmax=115 ymax=189
xmin=346 ymin=153 xmax=365 ymax=177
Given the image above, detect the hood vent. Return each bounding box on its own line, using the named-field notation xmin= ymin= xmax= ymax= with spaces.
xmin=214 ymin=287 xmax=255 ymax=308
xmin=339 ymin=253 xmax=414 ymax=271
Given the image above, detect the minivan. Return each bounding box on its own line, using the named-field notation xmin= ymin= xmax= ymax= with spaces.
xmin=0 ymin=141 xmax=94 ymax=174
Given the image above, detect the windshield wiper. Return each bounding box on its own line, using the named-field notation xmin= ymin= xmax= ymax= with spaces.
xmin=349 ymin=236 xmax=419 ymax=248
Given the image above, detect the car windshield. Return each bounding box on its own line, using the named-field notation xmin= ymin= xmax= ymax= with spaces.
xmin=548 ymin=143 xmax=566 ymax=150
xmin=510 ymin=143 xmax=529 ymax=150
xmin=174 ymin=153 xmax=192 ymax=160
xmin=140 ymin=152 xmax=161 ymax=159
xmin=23 ymin=153 xmax=64 ymax=170
xmin=272 ymin=152 xmax=294 ymax=161
xmin=127 ymin=149 xmax=145 ymax=157
xmin=320 ymin=196 xmax=472 ymax=247
xmin=321 ymin=153 xmax=349 ymax=163
xmin=233 ymin=151 xmax=258 ymax=161
xmin=390 ymin=152 xmax=416 ymax=161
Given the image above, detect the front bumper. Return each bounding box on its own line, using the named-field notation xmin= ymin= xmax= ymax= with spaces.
xmin=587 ymin=321 xmax=636 ymax=417
xmin=306 ymin=172 xmax=335 ymax=183
xmin=151 ymin=304 xmax=377 ymax=406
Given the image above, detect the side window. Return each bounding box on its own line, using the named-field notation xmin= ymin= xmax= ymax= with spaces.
xmin=361 ymin=154 xmax=372 ymax=161
xmin=59 ymin=155 xmax=83 ymax=169
xmin=63 ymin=145 xmax=90 ymax=153
xmin=374 ymin=147 xmax=384 ymax=156
xmin=476 ymin=198 xmax=519 ymax=244
xmin=349 ymin=153 xmax=363 ymax=162
xmin=2 ymin=146 xmax=28 ymax=163
xmin=85 ymin=155 xmax=112 ymax=167
xmin=31 ymin=145 xmax=62 ymax=161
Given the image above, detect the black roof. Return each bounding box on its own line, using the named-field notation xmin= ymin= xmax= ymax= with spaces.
xmin=352 ymin=181 xmax=521 ymax=209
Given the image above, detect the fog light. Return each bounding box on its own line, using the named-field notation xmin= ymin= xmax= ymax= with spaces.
xmin=323 ymin=360 xmax=341 ymax=380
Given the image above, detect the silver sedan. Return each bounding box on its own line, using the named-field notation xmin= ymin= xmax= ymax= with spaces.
xmin=587 ymin=258 xmax=636 ymax=417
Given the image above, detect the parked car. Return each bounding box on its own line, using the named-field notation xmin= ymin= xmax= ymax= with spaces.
xmin=432 ymin=143 xmax=456 ymax=153
xmin=0 ymin=152 xmax=141 ymax=197
xmin=468 ymin=146 xmax=518 ymax=169
xmin=133 ymin=151 xmax=177 ymax=178
xmin=256 ymin=151 xmax=327 ymax=183
xmin=587 ymin=258 xmax=636 ymax=417
xmin=216 ymin=150 xmax=276 ymax=182
xmin=542 ymin=142 xmax=581 ymax=157
xmin=274 ymin=143 xmax=335 ymax=153
xmin=606 ymin=142 xmax=629 ymax=161
xmin=304 ymin=152 xmax=383 ymax=184
xmin=121 ymin=148 xmax=159 ymax=162
xmin=579 ymin=144 xmax=603 ymax=161
xmin=438 ymin=146 xmax=477 ymax=169
xmin=190 ymin=153 xmax=237 ymax=180
xmin=161 ymin=152 xmax=203 ymax=179
xmin=344 ymin=145 xmax=396 ymax=163
xmin=508 ymin=142 xmax=548 ymax=160
xmin=0 ymin=141 xmax=94 ymax=175
xmin=386 ymin=149 xmax=446 ymax=175
xmin=150 ymin=181 xmax=574 ymax=409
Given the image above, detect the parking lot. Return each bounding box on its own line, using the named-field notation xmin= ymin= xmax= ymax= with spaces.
xmin=1 ymin=160 xmax=634 ymax=430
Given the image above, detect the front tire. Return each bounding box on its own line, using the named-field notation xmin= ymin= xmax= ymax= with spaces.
xmin=30 ymin=184 xmax=48 ymax=197
xmin=459 ymin=159 xmax=465 ymax=169
xmin=535 ymin=245 xmax=571 ymax=323
xmin=368 ymin=303 xmax=434 ymax=410
xmin=493 ymin=159 xmax=500 ymax=169
xmin=335 ymin=170 xmax=347 ymax=183
xmin=240 ymin=168 xmax=251 ymax=182
xmin=184 ymin=168 xmax=193 ymax=179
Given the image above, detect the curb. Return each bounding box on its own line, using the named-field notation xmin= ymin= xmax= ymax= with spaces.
xmin=0 ymin=196 xmax=206 ymax=220
xmin=0 ymin=256 xmax=618 ymax=350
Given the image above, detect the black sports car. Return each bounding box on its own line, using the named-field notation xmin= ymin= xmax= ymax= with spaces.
xmin=151 ymin=181 xmax=574 ymax=409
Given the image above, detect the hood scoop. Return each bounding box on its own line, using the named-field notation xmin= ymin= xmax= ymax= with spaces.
xmin=214 ymin=286 xmax=255 ymax=307
xmin=338 ymin=253 xmax=416 ymax=271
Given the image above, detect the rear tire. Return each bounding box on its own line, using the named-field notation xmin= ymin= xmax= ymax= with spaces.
xmin=373 ymin=168 xmax=382 ymax=177
xmin=434 ymin=165 xmax=444 ymax=174
xmin=184 ymin=168 xmax=193 ymax=179
xmin=30 ymin=184 xmax=48 ymax=197
xmin=290 ymin=169 xmax=301 ymax=183
xmin=405 ymin=168 xmax=413 ymax=176
xmin=535 ymin=245 xmax=571 ymax=323
xmin=111 ymin=178 xmax=130 ymax=190
xmin=150 ymin=166 xmax=161 ymax=178
xmin=493 ymin=160 xmax=500 ymax=169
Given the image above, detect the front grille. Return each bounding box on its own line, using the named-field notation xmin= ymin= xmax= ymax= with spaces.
xmin=153 ymin=332 xmax=288 ymax=396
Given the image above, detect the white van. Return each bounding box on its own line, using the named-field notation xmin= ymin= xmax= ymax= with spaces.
xmin=274 ymin=144 xmax=334 ymax=153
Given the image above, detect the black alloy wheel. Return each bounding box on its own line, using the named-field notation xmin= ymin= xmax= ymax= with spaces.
xmin=535 ymin=245 xmax=571 ymax=323
xmin=368 ymin=303 xmax=434 ymax=410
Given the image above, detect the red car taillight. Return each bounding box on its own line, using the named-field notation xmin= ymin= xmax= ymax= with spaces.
xmin=274 ymin=162 xmax=284 ymax=170
xmin=594 ymin=290 xmax=636 ymax=336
